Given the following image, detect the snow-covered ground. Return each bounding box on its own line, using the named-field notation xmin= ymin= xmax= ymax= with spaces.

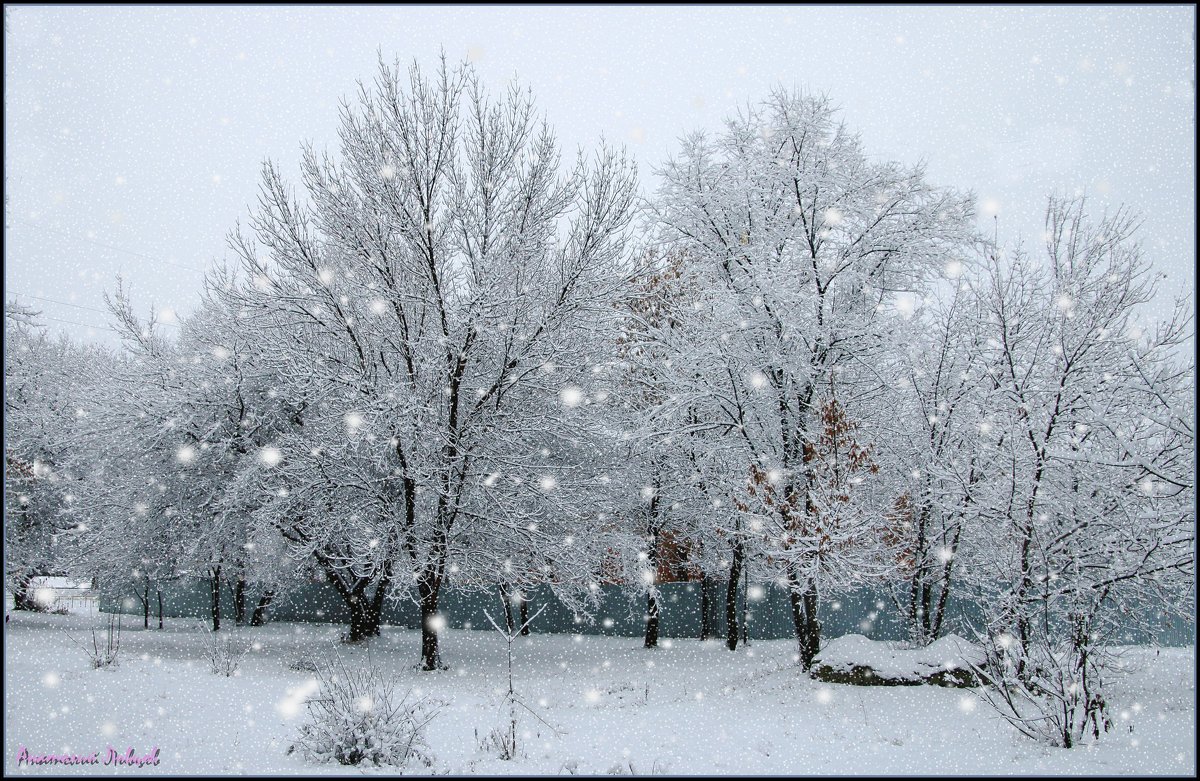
xmin=4 ymin=611 xmax=1194 ymax=775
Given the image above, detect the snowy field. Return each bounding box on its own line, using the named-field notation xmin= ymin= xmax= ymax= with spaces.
xmin=4 ymin=611 xmax=1194 ymax=775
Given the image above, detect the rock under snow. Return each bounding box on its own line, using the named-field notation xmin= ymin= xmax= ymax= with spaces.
xmin=811 ymin=634 xmax=985 ymax=688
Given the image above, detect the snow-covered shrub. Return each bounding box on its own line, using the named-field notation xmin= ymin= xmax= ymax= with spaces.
xmin=65 ymin=613 xmax=121 ymax=669
xmin=477 ymin=722 xmax=518 ymax=761
xmin=198 ymin=623 xmax=250 ymax=676
xmin=605 ymin=759 xmax=670 ymax=775
xmin=970 ymin=616 xmax=1113 ymax=748
xmin=284 ymin=649 xmax=320 ymax=673
xmin=290 ymin=651 xmax=440 ymax=767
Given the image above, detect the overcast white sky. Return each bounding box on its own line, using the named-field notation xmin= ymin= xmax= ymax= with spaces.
xmin=4 ymin=5 xmax=1195 ymax=344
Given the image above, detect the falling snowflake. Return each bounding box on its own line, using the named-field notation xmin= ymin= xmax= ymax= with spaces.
xmin=559 ymin=385 xmax=584 ymax=408
xmin=258 ymin=446 xmax=283 ymax=467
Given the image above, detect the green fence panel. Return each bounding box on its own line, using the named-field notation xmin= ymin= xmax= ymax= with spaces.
xmin=99 ymin=577 xmax=1193 ymax=646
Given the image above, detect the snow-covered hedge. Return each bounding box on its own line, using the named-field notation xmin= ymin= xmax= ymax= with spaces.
xmin=289 ymin=652 xmax=441 ymax=768
xmin=811 ymin=634 xmax=984 ymax=687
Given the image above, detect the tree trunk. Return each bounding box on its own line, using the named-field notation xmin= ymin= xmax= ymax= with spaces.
xmin=418 ymin=578 xmax=445 ymax=670
xmin=699 ymin=576 xmax=713 ymax=641
xmin=249 ymin=590 xmax=275 ymax=627
xmin=930 ymin=525 xmax=962 ymax=641
xmin=800 ymin=584 xmax=820 ymax=670
xmin=644 ymin=590 xmax=660 ymax=648
xmin=314 ymin=553 xmax=388 ymax=645
xmin=741 ymin=559 xmax=751 ymax=647
xmin=920 ymin=582 xmax=933 ymax=638
xmin=644 ymin=527 xmax=660 ymax=648
xmin=370 ymin=578 xmax=388 ymax=632
xmin=787 ymin=569 xmax=821 ymax=671
xmin=210 ymin=566 xmax=221 ymax=632
xmin=318 ymin=557 xmax=391 ymax=644
xmin=1015 ymin=529 xmax=1033 ymax=680
xmin=908 ymin=505 xmax=930 ymax=644
xmin=142 ymin=581 xmax=150 ymax=630
xmin=500 ymin=585 xmax=515 ymax=632
xmin=11 ymin=580 xmax=38 ymax=611
xmin=233 ymin=575 xmax=247 ymax=626
xmin=157 ymin=590 xmax=164 ymax=630
xmin=907 ymin=542 xmax=958 ymax=645
xmin=725 ymin=541 xmax=744 ymax=651
xmin=346 ymin=588 xmax=382 ymax=643
xmin=518 ymin=592 xmax=530 ymax=636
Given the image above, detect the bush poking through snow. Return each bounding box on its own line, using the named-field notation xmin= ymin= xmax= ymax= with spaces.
xmin=284 ymin=649 xmax=320 ymax=673
xmin=290 ymin=649 xmax=440 ymax=767
xmin=478 ymin=601 xmax=559 ymax=761
xmin=478 ymin=722 xmax=519 ymax=762
xmin=968 ymin=617 xmax=1114 ymax=748
xmin=604 ymin=759 xmax=670 ymax=775
xmin=64 ymin=613 xmax=121 ymax=669
xmin=198 ymin=622 xmax=250 ymax=677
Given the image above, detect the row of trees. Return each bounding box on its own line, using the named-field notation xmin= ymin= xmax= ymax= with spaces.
xmin=6 ymin=59 xmax=1194 ymax=720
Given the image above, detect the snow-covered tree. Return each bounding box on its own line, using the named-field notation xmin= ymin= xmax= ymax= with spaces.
xmin=878 ymin=274 xmax=998 ymax=644
xmin=614 ymin=254 xmax=714 ymax=648
xmin=977 ymin=198 xmax=1194 ymax=651
xmin=215 ymin=56 xmax=637 ymax=668
xmin=646 ymin=90 xmax=974 ymax=667
xmin=968 ymin=197 xmax=1194 ymax=745
xmin=4 ymin=300 xmax=107 ymax=610
xmin=73 ymin=282 xmax=298 ymax=631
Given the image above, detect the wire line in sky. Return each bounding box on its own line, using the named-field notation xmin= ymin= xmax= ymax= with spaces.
xmin=9 ymin=218 xmax=210 ymax=274
xmin=5 ymin=289 xmax=183 ymax=328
